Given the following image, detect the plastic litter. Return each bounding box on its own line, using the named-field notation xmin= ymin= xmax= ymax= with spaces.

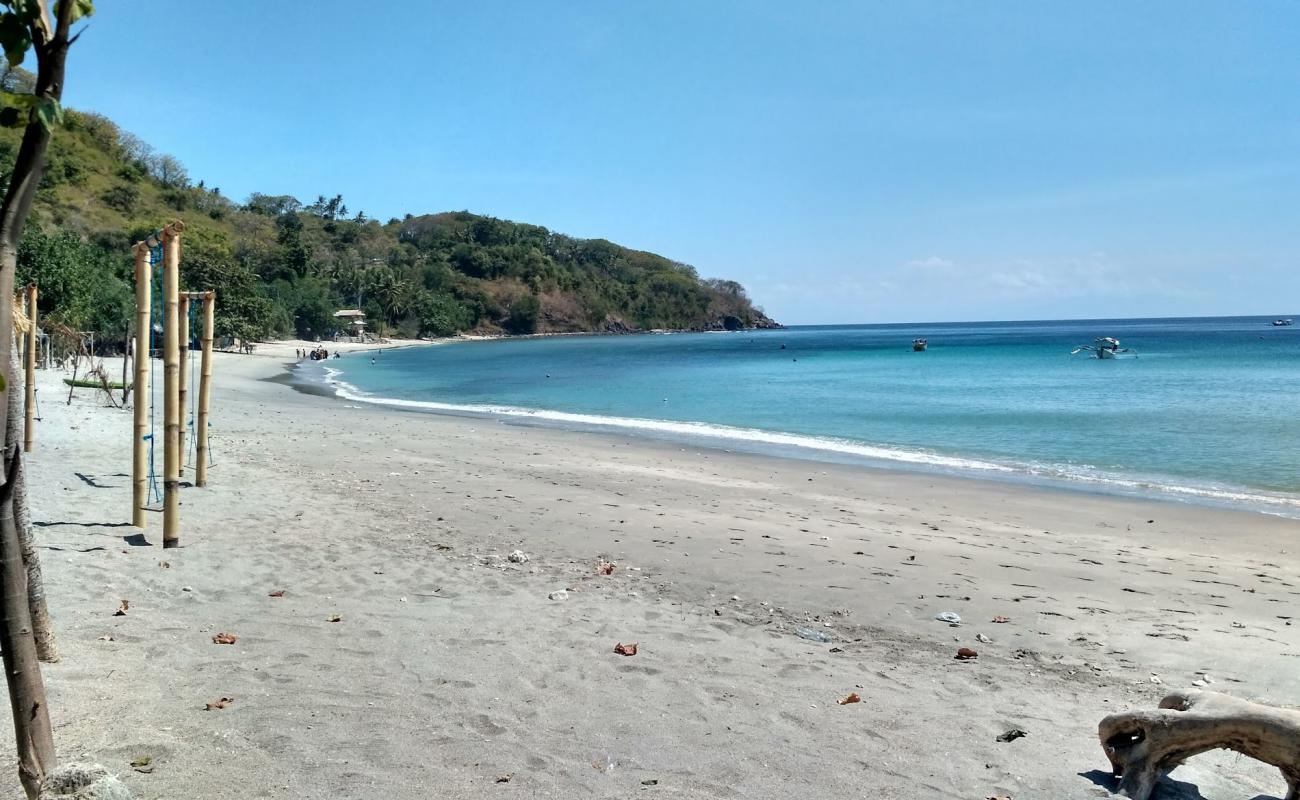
xmin=794 ymin=626 xmax=832 ymax=643
xmin=935 ymin=611 xmax=962 ymax=624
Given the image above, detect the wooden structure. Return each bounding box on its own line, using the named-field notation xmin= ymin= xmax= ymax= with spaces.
xmin=333 ymin=308 xmax=366 ymax=335
xmin=178 ymin=294 xmax=189 ymax=476
xmin=131 ymin=244 xmax=150 ymax=528
xmin=161 ymin=223 xmax=181 ymax=547
xmin=23 ymin=283 xmax=36 ymax=453
xmin=129 ymin=220 xmax=217 ymax=543
xmin=194 ymin=290 xmax=215 ymax=487
xmin=178 ymin=291 xmax=215 ymax=487
xmin=1099 ymin=689 xmax=1300 ymax=799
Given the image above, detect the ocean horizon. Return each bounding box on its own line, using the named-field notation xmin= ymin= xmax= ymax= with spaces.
xmin=305 ymin=314 xmax=1300 ymax=518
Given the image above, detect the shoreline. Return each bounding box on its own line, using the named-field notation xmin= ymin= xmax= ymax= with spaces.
xmin=213 ymin=348 xmax=1300 ymax=594
xmin=14 ymin=349 xmax=1299 ymax=798
xmin=297 ymin=347 xmax=1300 ymax=521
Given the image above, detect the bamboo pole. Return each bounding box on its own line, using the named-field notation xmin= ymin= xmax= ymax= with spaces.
xmin=22 ymin=284 xmax=35 ymax=453
xmin=131 ymin=244 xmax=150 ymax=529
xmin=162 ymin=221 xmax=183 ymax=547
xmin=195 ymin=291 xmax=214 ymax=487
xmin=178 ymin=295 xmax=190 ymax=477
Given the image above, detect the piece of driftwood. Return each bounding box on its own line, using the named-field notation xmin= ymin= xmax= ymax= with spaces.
xmin=1099 ymin=689 xmax=1300 ymax=800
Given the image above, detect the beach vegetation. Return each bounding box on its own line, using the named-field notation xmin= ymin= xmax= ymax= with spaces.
xmin=0 ymin=112 xmax=776 ymax=343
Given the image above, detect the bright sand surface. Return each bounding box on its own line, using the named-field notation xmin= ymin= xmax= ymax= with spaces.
xmin=6 ymin=339 xmax=1299 ymax=799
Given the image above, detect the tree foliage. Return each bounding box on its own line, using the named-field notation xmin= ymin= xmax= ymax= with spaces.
xmin=16 ymin=224 xmax=129 ymax=333
xmin=1 ymin=108 xmax=775 ymax=343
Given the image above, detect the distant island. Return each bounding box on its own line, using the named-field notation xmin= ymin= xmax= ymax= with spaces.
xmin=0 ymin=106 xmax=778 ymax=344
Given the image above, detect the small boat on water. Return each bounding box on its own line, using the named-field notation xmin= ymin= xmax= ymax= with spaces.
xmin=1072 ymin=337 xmax=1135 ymax=359
xmin=1273 ymin=319 xmax=1294 ymax=327
xmin=912 ymin=338 xmax=927 ymax=352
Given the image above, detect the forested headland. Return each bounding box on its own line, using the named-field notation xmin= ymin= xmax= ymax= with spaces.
xmin=0 ymin=97 xmax=777 ymax=345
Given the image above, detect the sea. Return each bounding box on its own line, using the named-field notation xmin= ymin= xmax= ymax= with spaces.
xmin=307 ymin=317 xmax=1300 ymax=518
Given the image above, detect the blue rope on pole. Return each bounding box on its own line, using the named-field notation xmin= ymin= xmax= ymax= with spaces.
xmin=144 ymin=242 xmax=164 ymax=507
xmin=185 ymin=299 xmax=198 ymax=469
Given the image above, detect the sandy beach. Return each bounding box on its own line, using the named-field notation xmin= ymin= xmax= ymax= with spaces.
xmin=6 ymin=342 xmax=1298 ymax=799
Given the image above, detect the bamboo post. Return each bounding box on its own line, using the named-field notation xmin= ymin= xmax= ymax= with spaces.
xmin=178 ymin=295 xmax=190 ymax=477
xmin=131 ymin=244 xmax=150 ymax=529
xmin=23 ymin=283 xmax=36 ymax=453
xmin=162 ymin=221 xmax=183 ymax=547
xmin=195 ymin=291 xmax=214 ymax=487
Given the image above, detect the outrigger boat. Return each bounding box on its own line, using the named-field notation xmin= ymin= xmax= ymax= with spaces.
xmin=1072 ymin=337 xmax=1134 ymax=359
xmin=912 ymin=338 xmax=927 ymax=352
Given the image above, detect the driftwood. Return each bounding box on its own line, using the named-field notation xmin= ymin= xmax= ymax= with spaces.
xmin=1099 ymin=689 xmax=1300 ymax=800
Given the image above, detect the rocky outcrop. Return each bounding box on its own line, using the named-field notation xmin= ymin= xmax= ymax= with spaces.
xmin=602 ymin=317 xmax=636 ymax=334
xmin=687 ymin=312 xmax=783 ymax=332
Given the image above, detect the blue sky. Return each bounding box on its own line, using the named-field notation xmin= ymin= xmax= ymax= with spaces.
xmin=63 ymin=1 xmax=1299 ymax=324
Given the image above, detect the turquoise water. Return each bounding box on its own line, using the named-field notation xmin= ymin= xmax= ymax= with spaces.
xmin=316 ymin=317 xmax=1300 ymax=517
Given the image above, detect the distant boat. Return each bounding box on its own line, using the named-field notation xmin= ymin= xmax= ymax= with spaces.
xmin=1072 ymin=337 xmax=1135 ymax=359
xmin=1273 ymin=319 xmax=1294 ymax=327
xmin=912 ymin=338 xmax=927 ymax=352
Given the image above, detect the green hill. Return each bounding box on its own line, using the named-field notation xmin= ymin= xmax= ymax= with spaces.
xmin=0 ymin=109 xmax=777 ymax=344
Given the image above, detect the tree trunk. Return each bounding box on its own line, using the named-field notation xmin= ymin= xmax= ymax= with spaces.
xmin=0 ymin=244 xmax=54 ymax=800
xmin=0 ymin=3 xmax=86 ymax=794
xmin=0 ymin=462 xmax=52 ymax=799
xmin=8 ymin=339 xmax=56 ymax=662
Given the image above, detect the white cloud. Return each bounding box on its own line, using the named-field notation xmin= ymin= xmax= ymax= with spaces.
xmin=987 ymin=269 xmax=1050 ymax=291
xmin=905 ymin=256 xmax=955 ymax=270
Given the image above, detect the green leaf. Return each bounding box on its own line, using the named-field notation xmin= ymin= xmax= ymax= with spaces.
xmin=0 ymin=91 xmax=60 ymax=130
xmin=1 ymin=90 xmax=38 ymax=109
xmin=1 ymin=90 xmax=37 ymax=129
xmin=32 ymin=94 xmax=59 ymax=129
xmin=72 ymin=0 xmax=93 ymax=22
xmin=0 ymin=373 xmax=7 ymax=393
xmin=59 ymin=0 xmax=92 ymax=24
xmin=0 ymin=11 xmax=33 ymax=67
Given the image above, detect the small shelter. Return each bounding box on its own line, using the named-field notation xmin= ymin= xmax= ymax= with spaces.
xmin=333 ymin=309 xmax=366 ymax=336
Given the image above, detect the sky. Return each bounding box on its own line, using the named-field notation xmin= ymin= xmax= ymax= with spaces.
xmin=60 ymin=1 xmax=1300 ymax=324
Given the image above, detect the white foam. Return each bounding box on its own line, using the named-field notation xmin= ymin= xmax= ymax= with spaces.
xmin=1033 ymin=468 xmax=1300 ymax=514
xmin=322 ymin=373 xmax=1015 ymax=473
xmin=320 ymin=371 xmax=1300 ymax=518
